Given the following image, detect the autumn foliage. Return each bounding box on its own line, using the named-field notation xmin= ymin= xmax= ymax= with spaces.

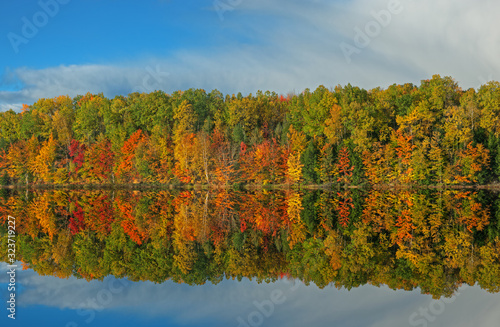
xmin=1 ymin=188 xmax=499 ymax=298
xmin=1 ymin=75 xmax=499 ymax=186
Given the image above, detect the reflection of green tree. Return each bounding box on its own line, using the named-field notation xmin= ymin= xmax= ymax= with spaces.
xmin=288 ymin=238 xmax=334 ymax=288
xmin=2 ymin=189 xmax=500 ymax=298
xmin=476 ymin=243 xmax=500 ymax=293
xmin=301 ymin=191 xmax=319 ymax=234
xmin=73 ymin=233 xmax=104 ymax=280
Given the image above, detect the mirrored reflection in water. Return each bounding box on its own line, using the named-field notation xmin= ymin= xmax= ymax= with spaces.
xmin=1 ymin=189 xmax=500 ymax=326
xmin=1 ymin=264 xmax=499 ymax=327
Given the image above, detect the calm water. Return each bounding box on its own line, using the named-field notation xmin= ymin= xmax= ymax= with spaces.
xmin=1 ymin=189 xmax=500 ymax=326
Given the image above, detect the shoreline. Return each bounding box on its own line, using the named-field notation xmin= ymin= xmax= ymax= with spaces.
xmin=1 ymin=183 xmax=500 ymax=191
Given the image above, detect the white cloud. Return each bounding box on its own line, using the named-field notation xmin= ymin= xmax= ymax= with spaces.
xmin=0 ymin=103 xmax=22 ymax=111
xmin=2 ymin=263 xmax=500 ymax=326
xmin=2 ymin=264 xmax=499 ymax=327
xmin=1 ymin=0 xmax=499 ymax=111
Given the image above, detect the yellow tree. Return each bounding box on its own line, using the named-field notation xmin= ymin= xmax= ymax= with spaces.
xmin=226 ymin=96 xmax=259 ymax=139
xmin=195 ymin=131 xmax=212 ymax=184
xmin=323 ymin=104 xmax=343 ymax=145
xmin=173 ymin=133 xmax=197 ymax=183
xmin=478 ymin=81 xmax=500 ymax=137
xmin=5 ymin=140 xmax=30 ymax=184
xmin=31 ymin=134 xmax=57 ymax=184
xmin=51 ymin=95 xmax=75 ymax=148
xmin=428 ymin=132 xmax=446 ymax=184
xmin=443 ymin=105 xmax=473 ymax=153
xmin=287 ymin=125 xmax=306 ymax=184
xmin=173 ymin=100 xmax=199 ymax=183
xmin=362 ymin=143 xmax=386 ymax=184
xmin=143 ymin=126 xmax=174 ymax=183
xmin=394 ymin=130 xmax=415 ymax=184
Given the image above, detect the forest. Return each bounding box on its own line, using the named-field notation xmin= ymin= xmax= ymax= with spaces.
xmin=1 ymin=188 xmax=499 ymax=298
xmin=1 ymin=74 xmax=500 ymax=187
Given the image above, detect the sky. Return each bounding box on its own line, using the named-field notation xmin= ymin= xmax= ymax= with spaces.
xmin=1 ymin=262 xmax=500 ymax=327
xmin=0 ymin=0 xmax=499 ymax=112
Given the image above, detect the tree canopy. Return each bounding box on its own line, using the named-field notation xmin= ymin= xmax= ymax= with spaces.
xmin=1 ymin=75 xmax=500 ymax=186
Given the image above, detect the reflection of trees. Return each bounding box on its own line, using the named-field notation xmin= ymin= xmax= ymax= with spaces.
xmin=1 ymin=189 xmax=500 ymax=298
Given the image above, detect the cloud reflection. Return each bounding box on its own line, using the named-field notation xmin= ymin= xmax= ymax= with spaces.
xmin=1 ymin=263 xmax=499 ymax=327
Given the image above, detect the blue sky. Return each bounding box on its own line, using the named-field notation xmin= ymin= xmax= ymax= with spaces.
xmin=1 ymin=262 xmax=500 ymax=327
xmin=1 ymin=0 xmax=499 ymax=111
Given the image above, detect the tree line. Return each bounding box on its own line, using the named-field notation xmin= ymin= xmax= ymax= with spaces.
xmin=1 ymin=74 xmax=500 ymax=186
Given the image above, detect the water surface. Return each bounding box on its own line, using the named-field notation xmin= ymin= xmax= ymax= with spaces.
xmin=1 ymin=189 xmax=499 ymax=326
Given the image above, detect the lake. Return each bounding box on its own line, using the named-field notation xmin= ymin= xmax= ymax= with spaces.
xmin=1 ymin=188 xmax=499 ymax=326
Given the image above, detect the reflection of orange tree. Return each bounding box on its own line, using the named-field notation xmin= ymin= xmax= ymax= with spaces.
xmin=148 ymin=191 xmax=175 ymax=243
xmin=69 ymin=199 xmax=85 ymax=235
xmin=212 ymin=190 xmax=237 ymax=246
xmin=0 ymin=195 xmax=30 ymax=235
xmin=361 ymin=191 xmax=415 ymax=246
xmin=449 ymin=191 xmax=490 ymax=233
xmin=393 ymin=191 xmax=415 ymax=246
xmin=85 ymin=193 xmax=115 ymax=237
xmin=239 ymin=191 xmax=289 ymax=238
xmin=68 ymin=192 xmax=117 ymax=238
xmin=323 ymin=230 xmax=343 ymax=272
xmin=172 ymin=191 xmax=197 ymax=241
xmin=115 ymin=193 xmax=146 ymax=245
xmin=335 ymin=191 xmax=354 ymax=228
xmin=2 ymin=189 xmax=500 ymax=298
xmin=361 ymin=191 xmax=389 ymax=232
